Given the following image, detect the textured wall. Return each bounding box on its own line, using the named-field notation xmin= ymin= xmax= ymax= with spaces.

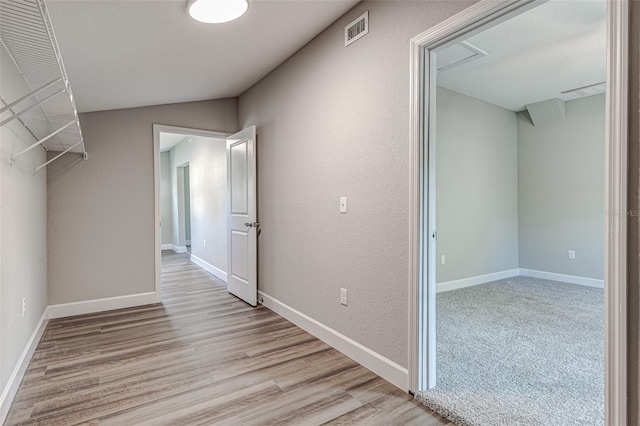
xmin=184 ymin=166 xmax=191 ymax=243
xmin=160 ymin=152 xmax=172 ymax=245
xmin=238 ymin=0 xmax=474 ymax=367
xmin=168 ymin=135 xmax=227 ymax=271
xmin=189 ymin=136 xmax=228 ymax=273
xmin=628 ymin=1 xmax=639 ymax=423
xmin=435 ymin=87 xmax=519 ymax=283
xmin=518 ymin=94 xmax=605 ymax=279
xmin=0 ymin=121 xmax=48 ymax=396
xmin=48 ymin=99 xmax=237 ymax=304
xmin=170 ymin=137 xmax=190 ymax=247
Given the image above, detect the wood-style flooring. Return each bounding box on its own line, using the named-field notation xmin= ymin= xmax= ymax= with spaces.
xmin=5 ymin=252 xmax=449 ymax=425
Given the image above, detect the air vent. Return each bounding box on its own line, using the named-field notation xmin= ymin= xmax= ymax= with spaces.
xmin=345 ymin=11 xmax=368 ymax=47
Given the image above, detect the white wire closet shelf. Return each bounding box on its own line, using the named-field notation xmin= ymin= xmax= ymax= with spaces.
xmin=0 ymin=0 xmax=86 ymax=173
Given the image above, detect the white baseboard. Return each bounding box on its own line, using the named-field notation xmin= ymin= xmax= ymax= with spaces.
xmin=190 ymin=254 xmax=227 ymax=282
xmin=161 ymin=244 xmax=173 ymax=250
xmin=258 ymin=291 xmax=408 ymax=391
xmin=172 ymin=245 xmax=187 ymax=254
xmin=437 ymin=269 xmax=520 ymax=293
xmin=519 ymin=268 xmax=604 ymax=288
xmin=0 ymin=309 xmax=49 ymax=424
xmin=47 ymin=292 xmax=158 ymax=319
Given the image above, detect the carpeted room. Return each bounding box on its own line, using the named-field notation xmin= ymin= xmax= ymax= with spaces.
xmin=416 ymin=1 xmax=606 ymax=425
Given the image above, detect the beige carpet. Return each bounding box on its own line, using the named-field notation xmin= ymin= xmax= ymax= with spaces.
xmin=416 ymin=276 xmax=603 ymax=426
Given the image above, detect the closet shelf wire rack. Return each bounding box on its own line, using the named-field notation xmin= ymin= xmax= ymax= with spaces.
xmin=0 ymin=0 xmax=87 ymax=173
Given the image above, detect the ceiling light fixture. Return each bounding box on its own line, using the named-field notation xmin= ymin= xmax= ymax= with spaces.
xmin=187 ymin=0 xmax=248 ymax=24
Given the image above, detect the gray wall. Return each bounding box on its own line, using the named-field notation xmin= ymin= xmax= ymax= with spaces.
xmin=435 ymin=90 xmax=604 ymax=284
xmin=518 ymin=94 xmax=605 ymax=279
xmin=184 ymin=165 xmax=191 ymax=243
xmin=160 ymin=151 xmax=172 ymax=245
xmin=627 ymin=1 xmax=639 ymax=423
xmin=435 ymin=87 xmax=519 ymax=283
xmin=170 ymin=137 xmax=189 ymax=247
xmin=169 ymin=135 xmax=227 ymax=271
xmin=0 ymin=121 xmax=48 ymax=395
xmin=48 ymin=99 xmax=237 ymax=304
xmin=238 ymin=0 xmax=474 ymax=367
xmin=188 ymin=136 xmax=228 ymax=272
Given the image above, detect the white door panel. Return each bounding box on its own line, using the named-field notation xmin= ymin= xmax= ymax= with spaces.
xmin=230 ymin=142 xmax=248 ymax=214
xmin=231 ymin=230 xmax=249 ymax=281
xmin=227 ymin=126 xmax=257 ymax=306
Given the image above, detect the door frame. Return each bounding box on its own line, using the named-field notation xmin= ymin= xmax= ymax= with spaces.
xmin=152 ymin=124 xmax=230 ymax=302
xmin=407 ymin=1 xmax=629 ymax=425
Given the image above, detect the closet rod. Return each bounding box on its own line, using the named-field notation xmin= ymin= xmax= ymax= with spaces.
xmin=0 ymin=77 xmax=62 ymax=115
xmin=34 ymin=140 xmax=82 ymax=174
xmin=11 ymin=119 xmax=74 ymax=164
xmin=0 ymin=88 xmax=66 ymax=127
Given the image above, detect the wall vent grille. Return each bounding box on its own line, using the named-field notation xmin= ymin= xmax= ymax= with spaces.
xmin=345 ymin=11 xmax=368 ymax=47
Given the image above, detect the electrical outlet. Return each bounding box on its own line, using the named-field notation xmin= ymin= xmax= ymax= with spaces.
xmin=441 ymin=255 xmax=446 ymax=265
xmin=568 ymin=250 xmax=576 ymax=260
xmin=340 ymin=288 xmax=348 ymax=306
xmin=22 ymin=297 xmax=26 ymax=318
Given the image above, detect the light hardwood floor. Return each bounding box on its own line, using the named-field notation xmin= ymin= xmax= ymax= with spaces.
xmin=5 ymin=252 xmax=449 ymax=425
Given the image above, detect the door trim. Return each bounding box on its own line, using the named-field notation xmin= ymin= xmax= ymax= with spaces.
xmin=152 ymin=124 xmax=230 ymax=302
xmin=407 ymin=1 xmax=629 ymax=425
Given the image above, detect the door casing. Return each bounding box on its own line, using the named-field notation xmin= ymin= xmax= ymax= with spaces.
xmin=407 ymin=2 xmax=629 ymax=425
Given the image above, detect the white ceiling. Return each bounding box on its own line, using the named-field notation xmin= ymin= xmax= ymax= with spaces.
xmin=436 ymin=0 xmax=606 ymax=112
xmin=160 ymin=132 xmax=188 ymax=152
xmin=47 ymin=0 xmax=359 ymax=113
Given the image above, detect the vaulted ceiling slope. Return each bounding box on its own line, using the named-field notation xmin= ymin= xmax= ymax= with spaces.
xmin=47 ymin=0 xmax=359 ymax=113
xmin=436 ymin=0 xmax=606 ymax=112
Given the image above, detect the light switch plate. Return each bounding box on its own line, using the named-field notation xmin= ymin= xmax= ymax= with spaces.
xmin=340 ymin=197 xmax=348 ymax=214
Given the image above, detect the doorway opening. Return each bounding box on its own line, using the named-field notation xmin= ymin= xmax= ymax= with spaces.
xmin=409 ymin=1 xmax=628 ymax=425
xmin=154 ymin=125 xmax=231 ymax=300
xmin=153 ymin=124 xmax=260 ymax=307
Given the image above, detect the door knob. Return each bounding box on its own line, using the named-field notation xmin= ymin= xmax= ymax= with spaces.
xmin=244 ymin=221 xmax=261 ymax=228
xmin=244 ymin=222 xmax=252 ymax=227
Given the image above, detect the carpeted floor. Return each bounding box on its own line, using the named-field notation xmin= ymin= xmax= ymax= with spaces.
xmin=415 ymin=276 xmax=604 ymax=426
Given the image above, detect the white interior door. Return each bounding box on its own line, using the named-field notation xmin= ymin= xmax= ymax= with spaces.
xmin=226 ymin=126 xmax=258 ymax=306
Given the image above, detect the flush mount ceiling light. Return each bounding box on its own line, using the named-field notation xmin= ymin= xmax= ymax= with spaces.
xmin=187 ymin=0 xmax=249 ymax=24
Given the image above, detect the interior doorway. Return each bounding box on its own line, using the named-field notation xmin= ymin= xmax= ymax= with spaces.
xmin=153 ymin=125 xmax=231 ymax=299
xmin=408 ymin=1 xmax=629 ymax=425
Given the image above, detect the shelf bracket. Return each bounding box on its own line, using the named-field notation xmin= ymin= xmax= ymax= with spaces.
xmin=34 ymin=140 xmax=82 ymax=174
xmin=11 ymin=120 xmax=75 ymax=164
xmin=0 ymin=88 xmax=66 ymax=128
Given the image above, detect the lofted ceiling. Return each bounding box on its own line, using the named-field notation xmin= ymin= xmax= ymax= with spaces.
xmin=46 ymin=0 xmax=359 ymax=113
xmin=436 ymin=0 xmax=606 ymax=112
